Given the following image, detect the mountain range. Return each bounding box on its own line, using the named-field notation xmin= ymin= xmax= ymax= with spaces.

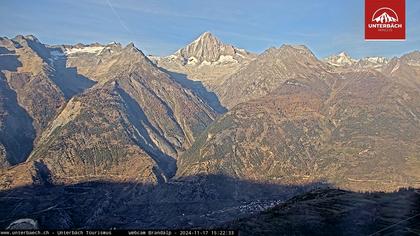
xmin=0 ymin=35 xmax=217 ymax=187
xmin=0 ymin=32 xmax=419 ymax=230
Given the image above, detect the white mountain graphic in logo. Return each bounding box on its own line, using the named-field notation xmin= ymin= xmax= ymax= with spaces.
xmin=373 ymin=12 xmax=397 ymax=23
xmin=372 ymin=7 xmax=399 ymax=23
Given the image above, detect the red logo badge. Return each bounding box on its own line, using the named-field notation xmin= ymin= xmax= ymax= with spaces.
xmin=365 ymin=0 xmax=406 ymax=40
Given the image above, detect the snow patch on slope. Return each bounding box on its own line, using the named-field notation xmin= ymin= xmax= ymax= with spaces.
xmin=187 ymin=56 xmax=199 ymax=65
xmin=65 ymin=46 xmax=104 ymax=55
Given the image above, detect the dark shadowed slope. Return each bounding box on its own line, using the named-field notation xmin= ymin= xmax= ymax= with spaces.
xmin=0 ymin=175 xmax=328 ymax=230
xmin=0 ymin=77 xmax=35 ymax=167
xmin=160 ymin=68 xmax=227 ymax=114
xmin=1 ymin=176 xmax=419 ymax=233
xmin=229 ymin=188 xmax=420 ymax=236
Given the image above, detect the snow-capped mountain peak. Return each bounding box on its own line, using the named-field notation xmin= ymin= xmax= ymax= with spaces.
xmin=324 ymin=52 xmax=358 ymax=66
xmin=169 ymin=32 xmax=253 ymax=66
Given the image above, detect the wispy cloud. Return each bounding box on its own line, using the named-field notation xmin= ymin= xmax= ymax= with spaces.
xmin=94 ymin=0 xmax=243 ymax=24
xmin=106 ymin=0 xmax=131 ymax=33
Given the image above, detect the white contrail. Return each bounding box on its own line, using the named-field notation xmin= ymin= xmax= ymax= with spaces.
xmin=106 ymin=0 xmax=131 ymax=33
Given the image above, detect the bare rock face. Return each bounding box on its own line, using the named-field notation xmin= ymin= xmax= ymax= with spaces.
xmin=153 ymin=32 xmax=255 ymax=68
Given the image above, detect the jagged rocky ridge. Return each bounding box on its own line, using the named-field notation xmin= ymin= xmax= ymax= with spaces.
xmin=151 ymin=32 xmax=256 ymax=112
xmin=157 ymin=32 xmax=254 ymax=66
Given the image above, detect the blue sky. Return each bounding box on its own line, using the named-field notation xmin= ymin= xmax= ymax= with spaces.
xmin=1 ymin=0 xmax=419 ymax=58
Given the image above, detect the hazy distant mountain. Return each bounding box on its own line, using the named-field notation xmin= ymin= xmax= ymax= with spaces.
xmin=356 ymin=56 xmax=389 ymax=70
xmin=324 ymin=52 xmax=390 ymax=72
